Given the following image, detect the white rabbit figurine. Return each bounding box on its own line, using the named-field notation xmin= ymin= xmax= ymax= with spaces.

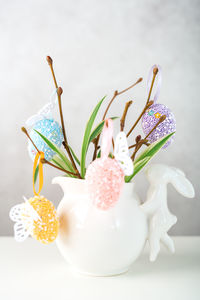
xmin=141 ymin=164 xmax=195 ymax=262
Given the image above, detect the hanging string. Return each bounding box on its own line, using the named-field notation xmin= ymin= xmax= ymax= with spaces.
xmin=33 ymin=151 xmax=45 ymax=196
xmin=100 ymin=119 xmax=113 ymax=158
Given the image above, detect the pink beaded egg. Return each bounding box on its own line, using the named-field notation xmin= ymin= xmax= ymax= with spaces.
xmin=86 ymin=119 xmax=124 ymax=210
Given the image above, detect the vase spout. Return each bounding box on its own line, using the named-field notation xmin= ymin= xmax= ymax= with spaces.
xmin=52 ymin=177 xmax=86 ymax=197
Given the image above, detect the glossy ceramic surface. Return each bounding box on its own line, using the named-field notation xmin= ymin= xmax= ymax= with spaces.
xmin=53 ymin=177 xmax=148 ymax=276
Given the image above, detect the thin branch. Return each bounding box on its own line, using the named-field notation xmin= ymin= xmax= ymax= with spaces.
xmin=129 ymin=141 xmax=150 ymax=149
xmin=102 ymin=90 xmax=118 ymax=121
xmin=126 ymin=67 xmax=159 ymax=138
xmin=21 ymin=127 xmax=41 ymax=153
xmin=112 ymin=138 xmax=115 ymax=151
xmin=129 ymin=143 xmax=137 ymax=149
xmin=130 ymin=115 xmax=166 ymax=161
xmin=146 ymin=66 xmax=158 ymax=105
xmin=131 ymin=139 xmax=148 ymax=161
xmin=46 ymin=56 xmax=81 ymax=178
xmin=92 ymin=77 xmax=143 ymax=160
xmin=117 ymin=77 xmax=143 ymax=96
xmin=120 ymin=100 xmax=133 ymax=131
xmin=129 ymin=135 xmax=141 ymax=149
xmin=57 ymin=88 xmax=81 ymax=178
xmin=102 ymin=78 xmax=142 ymax=121
xmin=21 ymin=126 xmax=77 ymax=176
xmin=46 ymin=56 xmax=58 ymax=89
xmin=145 ymin=115 xmax=166 ymax=139
xmin=56 ymin=87 xmax=67 ymax=144
xmin=40 ymin=158 xmax=79 ymax=177
xmin=126 ymin=100 xmax=154 ymax=137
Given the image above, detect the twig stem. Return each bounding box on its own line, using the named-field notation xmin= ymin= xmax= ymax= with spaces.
xmin=146 ymin=67 xmax=158 ymax=105
xmin=46 ymin=56 xmax=81 ymax=178
xmin=92 ymin=77 xmax=143 ymax=160
xmin=41 ymin=158 xmax=79 ymax=177
xmin=130 ymin=115 xmax=166 ymax=161
xmin=126 ymin=67 xmax=158 ymax=138
xmin=57 ymin=88 xmax=81 ymax=178
xmin=126 ymin=100 xmax=154 ymax=137
xmin=120 ymin=100 xmax=133 ymax=131
xmin=46 ymin=56 xmax=58 ymax=88
xmin=21 ymin=127 xmax=40 ymax=153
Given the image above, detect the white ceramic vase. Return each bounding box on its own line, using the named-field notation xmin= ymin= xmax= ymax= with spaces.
xmin=52 ymin=177 xmax=147 ymax=276
xmin=52 ymin=164 xmax=195 ymax=276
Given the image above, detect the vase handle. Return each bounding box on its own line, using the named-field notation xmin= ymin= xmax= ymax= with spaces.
xmin=140 ymin=164 xmax=194 ymax=261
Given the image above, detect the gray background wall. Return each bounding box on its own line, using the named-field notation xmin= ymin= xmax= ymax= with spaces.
xmin=0 ymin=0 xmax=199 ymax=235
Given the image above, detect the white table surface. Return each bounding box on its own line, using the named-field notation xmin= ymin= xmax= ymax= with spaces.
xmin=0 ymin=236 xmax=199 ymax=300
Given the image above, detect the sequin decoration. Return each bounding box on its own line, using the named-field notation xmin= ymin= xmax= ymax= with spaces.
xmin=86 ymin=157 xmax=124 ymax=210
xmin=148 ymin=109 xmax=155 ymax=116
xmin=28 ymin=119 xmax=63 ymax=161
xmin=154 ymin=113 xmax=161 ymax=119
xmin=142 ymin=103 xmax=176 ymax=148
xmin=28 ymin=195 xmax=59 ymax=244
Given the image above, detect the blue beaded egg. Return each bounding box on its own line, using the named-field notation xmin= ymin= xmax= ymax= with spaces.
xmin=28 ymin=119 xmax=63 ymax=161
xmin=141 ymin=103 xmax=176 ymax=149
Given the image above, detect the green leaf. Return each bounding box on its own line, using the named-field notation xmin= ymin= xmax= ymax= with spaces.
xmin=80 ymin=96 xmax=106 ymax=178
xmin=125 ymin=132 xmax=175 ymax=182
xmin=68 ymin=145 xmax=80 ymax=166
xmin=52 ymin=155 xmax=75 ymax=177
xmin=125 ymin=157 xmax=150 ymax=182
xmin=34 ymin=164 xmax=39 ymax=184
xmin=135 ymin=132 xmax=175 ymax=164
xmin=88 ymin=117 xmax=118 ymax=145
xmin=34 ymin=130 xmax=75 ymax=173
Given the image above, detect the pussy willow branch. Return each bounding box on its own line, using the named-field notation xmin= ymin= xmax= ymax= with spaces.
xmin=129 ymin=141 xmax=150 ymax=149
xmin=129 ymin=134 xmax=148 ymax=150
xmin=146 ymin=66 xmax=158 ymax=105
xmin=126 ymin=100 xmax=154 ymax=138
xmin=21 ymin=127 xmax=79 ymax=177
xmin=126 ymin=67 xmax=158 ymax=138
xmin=56 ymin=88 xmax=81 ymax=178
xmin=21 ymin=127 xmax=40 ymax=153
xmin=120 ymin=100 xmax=133 ymax=131
xmin=40 ymin=158 xmax=80 ymax=177
xmin=46 ymin=56 xmax=58 ymax=88
xmin=131 ymin=115 xmax=166 ymax=161
xmin=92 ymin=77 xmax=143 ymax=160
xmin=46 ymin=56 xmax=81 ymax=178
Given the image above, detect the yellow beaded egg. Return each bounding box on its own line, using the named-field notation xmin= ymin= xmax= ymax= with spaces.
xmin=28 ymin=195 xmax=59 ymax=244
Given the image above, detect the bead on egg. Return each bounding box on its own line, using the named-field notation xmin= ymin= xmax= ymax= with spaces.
xmin=86 ymin=119 xmax=124 ymax=210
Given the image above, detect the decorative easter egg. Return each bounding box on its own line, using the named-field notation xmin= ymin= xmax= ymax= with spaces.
xmin=28 ymin=119 xmax=63 ymax=161
xmin=28 ymin=195 xmax=59 ymax=244
xmin=86 ymin=157 xmax=124 ymax=210
xmin=141 ymin=103 xmax=176 ymax=148
xmin=86 ymin=119 xmax=125 ymax=210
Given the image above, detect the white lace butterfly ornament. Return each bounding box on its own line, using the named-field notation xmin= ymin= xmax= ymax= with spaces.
xmin=114 ymin=131 xmax=134 ymax=176
xmin=9 ymin=196 xmax=41 ymax=242
xmin=9 ymin=152 xmax=59 ymax=244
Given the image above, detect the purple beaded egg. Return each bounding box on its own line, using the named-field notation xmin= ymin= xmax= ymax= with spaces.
xmin=141 ymin=103 xmax=176 ymax=148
